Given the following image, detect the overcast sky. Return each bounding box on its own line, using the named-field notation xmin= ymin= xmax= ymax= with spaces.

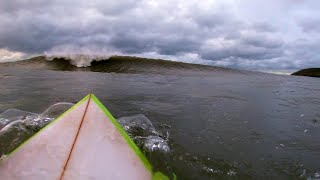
xmin=0 ymin=0 xmax=319 ymax=72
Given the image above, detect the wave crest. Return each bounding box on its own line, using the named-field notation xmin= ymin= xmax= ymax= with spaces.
xmin=45 ymin=55 xmax=111 ymax=67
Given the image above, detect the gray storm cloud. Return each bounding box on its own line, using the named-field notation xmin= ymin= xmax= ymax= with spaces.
xmin=0 ymin=0 xmax=319 ymax=72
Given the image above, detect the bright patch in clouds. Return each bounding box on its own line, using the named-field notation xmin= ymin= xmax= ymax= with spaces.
xmin=0 ymin=49 xmax=26 ymax=63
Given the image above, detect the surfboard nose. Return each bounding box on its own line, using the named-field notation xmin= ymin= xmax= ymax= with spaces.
xmin=0 ymin=94 xmax=172 ymax=180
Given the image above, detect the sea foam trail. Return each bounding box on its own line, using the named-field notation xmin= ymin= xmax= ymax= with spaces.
xmin=0 ymin=105 xmax=170 ymax=158
xmin=0 ymin=103 xmax=74 ymax=157
xmin=45 ymin=55 xmax=112 ymax=67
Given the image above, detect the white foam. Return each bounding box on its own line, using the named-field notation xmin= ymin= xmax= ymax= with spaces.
xmin=45 ymin=54 xmax=111 ymax=67
xmin=118 ymin=114 xmax=171 ymax=153
xmin=44 ymin=44 xmax=120 ymax=67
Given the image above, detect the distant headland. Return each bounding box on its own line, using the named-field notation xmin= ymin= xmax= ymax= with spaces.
xmin=292 ymin=68 xmax=320 ymax=78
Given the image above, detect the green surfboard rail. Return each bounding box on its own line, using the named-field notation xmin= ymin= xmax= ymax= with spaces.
xmin=0 ymin=94 xmax=174 ymax=179
xmin=91 ymin=94 xmax=171 ymax=180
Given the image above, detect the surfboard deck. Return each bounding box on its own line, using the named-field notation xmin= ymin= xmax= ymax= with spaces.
xmin=0 ymin=94 xmax=170 ymax=180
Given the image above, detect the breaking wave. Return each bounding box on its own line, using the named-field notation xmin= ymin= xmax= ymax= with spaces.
xmin=45 ymin=55 xmax=112 ymax=67
xmin=0 ymin=55 xmax=242 ymax=75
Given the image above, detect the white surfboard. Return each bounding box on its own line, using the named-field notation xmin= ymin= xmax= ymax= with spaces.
xmin=0 ymin=94 xmax=170 ymax=180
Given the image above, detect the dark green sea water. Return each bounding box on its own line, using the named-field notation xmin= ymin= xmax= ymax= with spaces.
xmin=0 ymin=57 xmax=320 ymax=179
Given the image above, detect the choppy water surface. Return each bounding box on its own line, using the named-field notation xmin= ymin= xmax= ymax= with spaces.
xmin=0 ymin=57 xmax=320 ymax=179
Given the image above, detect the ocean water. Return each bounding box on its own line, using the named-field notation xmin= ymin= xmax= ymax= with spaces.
xmin=0 ymin=57 xmax=320 ymax=179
